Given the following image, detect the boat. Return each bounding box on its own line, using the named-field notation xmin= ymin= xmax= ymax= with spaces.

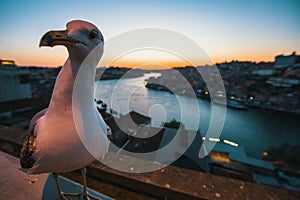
xmin=227 ymin=99 xmax=248 ymax=110
xmin=212 ymin=98 xmax=248 ymax=110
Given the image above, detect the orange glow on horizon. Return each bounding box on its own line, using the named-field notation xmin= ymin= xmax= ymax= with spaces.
xmin=4 ymin=42 xmax=293 ymax=69
xmin=212 ymin=51 xmax=277 ymax=64
xmin=6 ymin=50 xmax=291 ymax=69
xmin=105 ymin=59 xmax=193 ymax=70
xmin=213 ymin=57 xmax=275 ymax=64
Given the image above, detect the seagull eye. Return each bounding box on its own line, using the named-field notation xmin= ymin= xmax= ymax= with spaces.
xmin=89 ymin=30 xmax=98 ymax=39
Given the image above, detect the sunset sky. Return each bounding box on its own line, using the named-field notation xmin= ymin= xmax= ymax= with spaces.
xmin=0 ymin=0 xmax=299 ymax=69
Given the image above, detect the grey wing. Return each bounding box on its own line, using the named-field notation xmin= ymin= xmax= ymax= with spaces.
xmin=20 ymin=108 xmax=47 ymax=170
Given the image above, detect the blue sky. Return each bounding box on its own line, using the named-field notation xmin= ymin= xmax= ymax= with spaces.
xmin=0 ymin=0 xmax=299 ymax=67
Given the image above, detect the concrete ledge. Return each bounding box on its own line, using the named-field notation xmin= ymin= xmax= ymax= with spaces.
xmin=42 ymin=174 xmax=112 ymax=200
xmin=0 ymin=151 xmax=48 ymax=200
xmin=0 ymin=151 xmax=112 ymax=200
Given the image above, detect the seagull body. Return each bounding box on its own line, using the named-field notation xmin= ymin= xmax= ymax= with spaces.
xmin=20 ymin=20 xmax=109 ymax=199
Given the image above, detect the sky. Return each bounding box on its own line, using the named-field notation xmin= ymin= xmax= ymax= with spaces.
xmin=0 ymin=0 xmax=299 ymax=69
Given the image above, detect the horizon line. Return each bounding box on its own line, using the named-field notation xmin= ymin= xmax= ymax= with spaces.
xmin=2 ymin=51 xmax=298 ymax=70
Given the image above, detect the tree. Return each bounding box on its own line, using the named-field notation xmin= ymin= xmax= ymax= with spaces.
xmin=162 ymin=119 xmax=185 ymax=129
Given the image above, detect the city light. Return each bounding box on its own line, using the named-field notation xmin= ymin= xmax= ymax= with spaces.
xmin=208 ymin=137 xmax=221 ymax=142
xmin=0 ymin=60 xmax=15 ymax=65
xmin=223 ymin=139 xmax=239 ymax=147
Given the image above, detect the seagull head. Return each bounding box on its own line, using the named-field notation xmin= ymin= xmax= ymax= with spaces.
xmin=39 ymin=20 xmax=104 ymax=62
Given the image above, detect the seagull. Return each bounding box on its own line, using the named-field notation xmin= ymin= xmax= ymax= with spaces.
xmin=20 ymin=20 xmax=110 ymax=200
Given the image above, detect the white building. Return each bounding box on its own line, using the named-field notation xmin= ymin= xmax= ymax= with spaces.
xmin=274 ymin=51 xmax=300 ymax=68
xmin=252 ymin=69 xmax=277 ymax=76
xmin=0 ymin=59 xmax=32 ymax=103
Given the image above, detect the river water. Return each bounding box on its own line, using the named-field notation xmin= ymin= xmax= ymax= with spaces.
xmin=95 ymin=73 xmax=300 ymax=158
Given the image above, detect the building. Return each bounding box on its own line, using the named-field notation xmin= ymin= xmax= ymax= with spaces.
xmin=107 ymin=110 xmax=152 ymax=149
xmin=252 ymin=69 xmax=278 ymax=76
xmin=0 ymin=59 xmax=32 ymax=103
xmin=0 ymin=60 xmax=61 ymax=126
xmin=274 ymin=51 xmax=300 ymax=68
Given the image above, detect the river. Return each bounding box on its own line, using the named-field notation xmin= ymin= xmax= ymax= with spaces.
xmin=95 ymin=73 xmax=300 ymax=158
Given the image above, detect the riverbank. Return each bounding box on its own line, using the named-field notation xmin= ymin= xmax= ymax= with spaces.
xmin=146 ymin=80 xmax=300 ymax=115
xmin=96 ymin=75 xmax=300 ymax=159
xmin=95 ymin=67 xmax=144 ymax=80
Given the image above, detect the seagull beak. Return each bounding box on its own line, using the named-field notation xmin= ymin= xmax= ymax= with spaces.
xmin=39 ymin=30 xmax=79 ymax=47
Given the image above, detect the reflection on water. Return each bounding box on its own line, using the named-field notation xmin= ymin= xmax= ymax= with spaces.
xmin=95 ymin=73 xmax=300 ymax=158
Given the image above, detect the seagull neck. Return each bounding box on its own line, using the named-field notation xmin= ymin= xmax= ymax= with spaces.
xmin=47 ymin=57 xmax=96 ymax=115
